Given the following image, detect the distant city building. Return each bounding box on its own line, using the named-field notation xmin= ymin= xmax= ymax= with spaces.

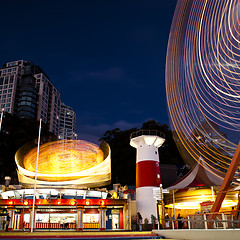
xmin=59 ymin=103 xmax=77 ymax=140
xmin=0 ymin=60 xmax=61 ymax=135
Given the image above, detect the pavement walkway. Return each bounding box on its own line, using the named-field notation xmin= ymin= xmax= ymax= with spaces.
xmin=0 ymin=230 xmax=165 ymax=239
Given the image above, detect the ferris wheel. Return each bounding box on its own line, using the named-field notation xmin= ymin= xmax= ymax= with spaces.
xmin=166 ymin=0 xmax=240 ymax=182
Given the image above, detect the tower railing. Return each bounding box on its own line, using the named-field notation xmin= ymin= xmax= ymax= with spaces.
xmin=130 ymin=130 xmax=165 ymax=139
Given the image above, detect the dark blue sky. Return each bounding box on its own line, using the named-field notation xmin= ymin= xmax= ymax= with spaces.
xmin=0 ymin=0 xmax=177 ymax=138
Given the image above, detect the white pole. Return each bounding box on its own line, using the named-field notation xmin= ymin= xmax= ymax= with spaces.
xmin=173 ymin=190 xmax=176 ymax=219
xmin=31 ymin=118 xmax=42 ymax=232
xmin=211 ymin=186 xmax=215 ymax=201
xmin=0 ymin=108 xmax=4 ymax=132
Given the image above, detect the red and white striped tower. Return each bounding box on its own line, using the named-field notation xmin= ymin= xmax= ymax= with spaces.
xmin=130 ymin=130 xmax=165 ymax=220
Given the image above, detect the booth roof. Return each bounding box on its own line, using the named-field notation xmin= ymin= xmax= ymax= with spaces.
xmin=167 ymin=157 xmax=224 ymax=190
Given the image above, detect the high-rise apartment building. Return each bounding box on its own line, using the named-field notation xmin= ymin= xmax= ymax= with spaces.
xmin=59 ymin=103 xmax=77 ymax=140
xmin=0 ymin=60 xmax=61 ymax=135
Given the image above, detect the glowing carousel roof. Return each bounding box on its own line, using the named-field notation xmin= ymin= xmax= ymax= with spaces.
xmin=15 ymin=140 xmax=111 ymax=188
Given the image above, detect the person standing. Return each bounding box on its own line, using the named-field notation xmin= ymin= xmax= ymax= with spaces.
xmin=59 ymin=219 xmax=63 ymax=229
xmin=137 ymin=212 xmax=143 ymax=231
xmin=165 ymin=214 xmax=170 ymax=229
xmin=177 ymin=213 xmax=183 ymax=229
xmin=5 ymin=213 xmax=11 ymax=232
xmin=2 ymin=218 xmax=6 ymax=230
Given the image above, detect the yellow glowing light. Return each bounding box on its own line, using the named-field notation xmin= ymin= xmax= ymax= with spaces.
xmin=165 ymin=200 xmax=237 ymax=210
xmin=23 ymin=140 xmax=104 ymax=175
xmin=15 ymin=140 xmax=111 ymax=188
xmin=154 ymin=138 xmax=165 ymax=147
xmin=113 ymin=192 xmax=118 ymax=199
xmin=70 ymin=200 xmax=76 ymax=206
xmin=144 ymin=136 xmax=156 ymax=145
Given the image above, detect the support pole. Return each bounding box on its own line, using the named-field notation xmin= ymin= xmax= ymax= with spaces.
xmin=173 ymin=190 xmax=176 ymax=219
xmin=236 ymin=194 xmax=240 ymax=213
xmin=211 ymin=141 xmax=240 ymax=213
xmin=31 ymin=119 xmax=42 ymax=232
xmin=0 ymin=108 xmax=4 ymax=132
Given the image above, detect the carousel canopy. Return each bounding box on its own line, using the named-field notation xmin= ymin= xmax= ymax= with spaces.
xmin=167 ymin=158 xmax=224 ymax=190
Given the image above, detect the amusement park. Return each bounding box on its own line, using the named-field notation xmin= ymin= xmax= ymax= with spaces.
xmin=1 ymin=0 xmax=240 ymax=239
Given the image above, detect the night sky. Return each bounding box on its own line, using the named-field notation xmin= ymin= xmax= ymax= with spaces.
xmin=0 ymin=0 xmax=178 ymax=138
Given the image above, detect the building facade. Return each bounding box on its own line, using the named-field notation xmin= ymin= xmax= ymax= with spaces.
xmin=0 ymin=188 xmax=129 ymax=231
xmin=59 ymin=103 xmax=77 ymax=140
xmin=0 ymin=60 xmax=61 ymax=135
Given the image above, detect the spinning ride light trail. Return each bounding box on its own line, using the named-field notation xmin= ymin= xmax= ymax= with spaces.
xmin=166 ymin=0 xmax=240 ymax=181
xmin=15 ymin=140 xmax=111 ymax=188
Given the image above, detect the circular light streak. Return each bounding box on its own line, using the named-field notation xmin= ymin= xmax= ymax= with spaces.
xmin=15 ymin=140 xmax=111 ymax=188
xmin=166 ymin=0 xmax=240 ymax=181
xmin=24 ymin=200 xmax=29 ymax=206
xmin=85 ymin=200 xmax=91 ymax=206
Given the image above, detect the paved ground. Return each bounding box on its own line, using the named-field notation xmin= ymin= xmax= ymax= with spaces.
xmin=0 ymin=230 xmax=167 ymax=239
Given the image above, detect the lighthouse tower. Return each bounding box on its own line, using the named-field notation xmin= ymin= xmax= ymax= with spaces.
xmin=130 ymin=130 xmax=165 ymax=220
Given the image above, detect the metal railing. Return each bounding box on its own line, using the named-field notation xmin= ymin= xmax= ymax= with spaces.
xmin=163 ymin=211 xmax=240 ymax=230
xmin=130 ymin=129 xmax=165 ymax=139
